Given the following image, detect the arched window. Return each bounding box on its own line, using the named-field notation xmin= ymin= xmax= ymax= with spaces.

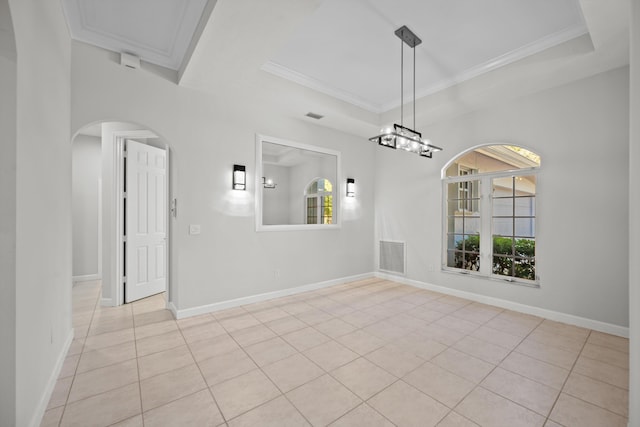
xmin=305 ymin=178 xmax=334 ymax=224
xmin=443 ymin=145 xmax=541 ymax=284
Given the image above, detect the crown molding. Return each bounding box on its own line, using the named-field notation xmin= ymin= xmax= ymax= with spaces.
xmin=263 ymin=24 xmax=588 ymax=115
xmin=261 ymin=61 xmax=384 ymax=113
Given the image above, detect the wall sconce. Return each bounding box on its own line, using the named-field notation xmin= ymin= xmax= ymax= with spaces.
xmin=233 ymin=164 xmax=246 ymax=190
xmin=346 ymin=178 xmax=355 ymax=197
xmin=262 ymin=177 xmax=277 ymax=189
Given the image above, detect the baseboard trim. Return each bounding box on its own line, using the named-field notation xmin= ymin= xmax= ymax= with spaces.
xmin=30 ymin=328 xmax=74 ymax=427
xmin=172 ymin=272 xmax=374 ymax=319
xmin=375 ymin=272 xmax=629 ymax=338
xmin=100 ymin=297 xmax=114 ymax=307
xmin=168 ymin=301 xmax=179 ymax=319
xmin=72 ymin=274 xmax=101 ymax=282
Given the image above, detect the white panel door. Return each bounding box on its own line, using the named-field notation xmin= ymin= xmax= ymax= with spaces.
xmin=125 ymin=140 xmax=167 ymax=303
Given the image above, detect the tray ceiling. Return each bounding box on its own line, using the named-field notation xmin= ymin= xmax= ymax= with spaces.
xmin=262 ymin=0 xmax=588 ymax=113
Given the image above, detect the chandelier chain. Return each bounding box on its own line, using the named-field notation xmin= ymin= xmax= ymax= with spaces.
xmin=400 ymin=37 xmax=404 ymax=128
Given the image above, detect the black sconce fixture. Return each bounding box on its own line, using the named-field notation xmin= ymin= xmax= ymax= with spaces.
xmin=233 ymin=164 xmax=246 ymax=190
xmin=346 ymin=178 xmax=355 ymax=197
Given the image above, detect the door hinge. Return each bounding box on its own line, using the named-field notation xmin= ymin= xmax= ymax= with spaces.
xmin=123 ymin=150 xmax=128 ymax=158
xmin=122 ymin=276 xmax=127 ymax=284
xmin=123 ymin=236 xmax=127 ymax=242
xmin=123 ymin=191 xmax=127 ymax=199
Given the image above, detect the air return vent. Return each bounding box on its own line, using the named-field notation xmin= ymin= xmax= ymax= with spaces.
xmin=379 ymin=240 xmax=405 ymax=275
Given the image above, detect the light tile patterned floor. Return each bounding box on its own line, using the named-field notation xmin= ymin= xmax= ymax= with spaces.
xmin=41 ymin=278 xmax=630 ymax=427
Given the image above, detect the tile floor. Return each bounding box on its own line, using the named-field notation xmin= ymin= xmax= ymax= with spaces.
xmin=41 ymin=278 xmax=630 ymax=427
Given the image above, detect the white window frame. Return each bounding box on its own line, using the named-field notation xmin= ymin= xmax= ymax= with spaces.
xmin=304 ymin=178 xmax=334 ymax=225
xmin=255 ymin=134 xmax=342 ymax=232
xmin=442 ymin=167 xmax=539 ymax=287
xmin=457 ymin=165 xmax=478 ymax=212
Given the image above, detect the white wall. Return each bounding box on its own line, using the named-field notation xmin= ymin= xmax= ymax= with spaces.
xmin=628 ymin=0 xmax=639 ymax=423
xmin=9 ymin=0 xmax=73 ymax=425
xmin=72 ymin=134 xmax=101 ymax=278
xmin=71 ymin=41 xmax=375 ymax=312
xmin=262 ymin=164 xmax=291 ymax=225
xmin=0 ymin=0 xmax=17 ymax=424
xmin=375 ymin=66 xmax=630 ymax=328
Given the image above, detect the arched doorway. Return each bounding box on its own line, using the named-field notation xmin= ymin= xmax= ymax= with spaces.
xmin=72 ymin=121 xmax=174 ymax=308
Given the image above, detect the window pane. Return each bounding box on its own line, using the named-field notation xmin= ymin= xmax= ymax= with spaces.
xmin=446 ymin=177 xmax=482 ymax=273
xmin=447 ymin=182 xmax=458 ymax=205
xmin=514 ymin=175 xmax=536 ymax=195
xmin=464 ymin=252 xmax=480 ymax=271
xmin=493 ymin=236 xmax=514 ymax=255
xmin=306 ymin=197 xmax=318 ymax=224
xmin=464 ymin=217 xmax=481 ymax=235
xmin=447 ymin=215 xmax=457 ymax=234
xmin=462 ymin=234 xmax=480 ymax=252
xmin=515 ymin=238 xmax=535 ymax=258
xmin=515 ymin=196 xmax=535 ymax=217
xmin=447 ymin=250 xmax=481 ymax=271
xmin=446 ymin=250 xmax=460 ymax=268
xmin=515 ymin=218 xmax=535 ymax=238
xmin=321 ymin=195 xmax=333 ymax=224
xmin=448 ymin=181 xmax=480 ymax=213
xmin=447 ymin=234 xmax=465 ymax=251
xmin=493 ymin=197 xmax=513 ymax=216
xmin=493 ymin=255 xmax=513 ymax=276
xmin=493 ymin=218 xmax=513 ymax=236
xmin=447 ymin=200 xmax=464 ymax=216
xmin=514 ymin=257 xmax=535 ymax=280
xmin=493 ymin=176 xmax=512 ymax=194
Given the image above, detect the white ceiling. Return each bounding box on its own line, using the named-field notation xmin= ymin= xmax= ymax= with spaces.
xmin=263 ymin=0 xmax=588 ymax=113
xmin=63 ymin=0 xmax=630 ymax=138
xmin=263 ymin=141 xmax=329 ymax=167
xmin=62 ymin=0 xmax=208 ymax=70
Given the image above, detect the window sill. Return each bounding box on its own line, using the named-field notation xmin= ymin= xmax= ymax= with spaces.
xmin=256 ymin=223 xmax=341 ymax=232
xmin=440 ymin=267 xmax=540 ymax=288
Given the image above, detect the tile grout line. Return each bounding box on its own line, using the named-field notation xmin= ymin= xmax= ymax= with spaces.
xmin=172 ymin=312 xmax=228 ymax=426
xmin=210 ymin=284 xmax=424 ymax=425
xmin=542 ymin=325 xmax=592 ymax=425
xmin=552 ymin=327 xmax=629 ymax=421
xmin=214 ymin=314 xmax=317 ymax=426
xmin=56 ymin=283 xmax=102 ymax=427
xmin=131 ymin=300 xmax=145 ymax=427
xmin=50 ymin=280 xmax=629 ymax=427
xmin=445 ymin=307 xmax=543 ymax=424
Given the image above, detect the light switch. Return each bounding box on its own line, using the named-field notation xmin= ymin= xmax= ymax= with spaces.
xmin=189 ymin=224 xmax=201 ymax=235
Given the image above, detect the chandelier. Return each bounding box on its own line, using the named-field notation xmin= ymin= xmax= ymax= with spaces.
xmin=369 ymin=26 xmax=442 ymax=158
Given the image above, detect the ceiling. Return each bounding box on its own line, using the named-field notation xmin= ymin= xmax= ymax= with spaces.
xmin=64 ymin=0 xmax=630 ymax=138
xmin=263 ymin=141 xmax=329 ymax=167
xmin=62 ymin=0 xmax=208 ymax=70
xmin=263 ymin=0 xmax=588 ymax=113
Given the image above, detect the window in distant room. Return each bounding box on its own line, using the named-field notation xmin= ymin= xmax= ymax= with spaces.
xmin=443 ymin=145 xmax=540 ymax=285
xmin=305 ymin=178 xmax=333 ymax=224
